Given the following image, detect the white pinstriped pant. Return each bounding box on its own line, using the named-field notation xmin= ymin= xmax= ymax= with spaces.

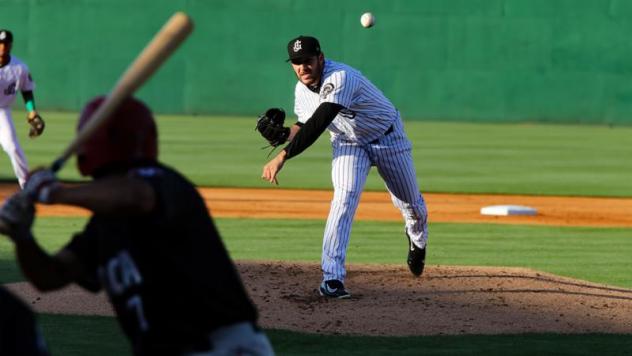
xmin=322 ymin=119 xmax=428 ymax=282
xmin=0 ymin=108 xmax=29 ymax=188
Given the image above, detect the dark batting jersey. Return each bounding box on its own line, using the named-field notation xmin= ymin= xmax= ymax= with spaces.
xmin=0 ymin=287 xmax=50 ymax=356
xmin=65 ymin=163 xmax=258 ymax=355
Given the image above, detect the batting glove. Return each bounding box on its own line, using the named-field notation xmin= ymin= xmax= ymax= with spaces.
xmin=24 ymin=168 xmax=59 ymax=204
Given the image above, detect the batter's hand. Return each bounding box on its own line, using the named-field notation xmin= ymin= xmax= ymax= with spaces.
xmin=24 ymin=168 xmax=59 ymax=204
xmin=261 ymin=151 xmax=287 ymax=185
xmin=27 ymin=111 xmax=45 ymax=138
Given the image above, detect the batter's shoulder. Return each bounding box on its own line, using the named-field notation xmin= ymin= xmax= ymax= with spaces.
xmin=143 ymin=163 xmax=199 ymax=192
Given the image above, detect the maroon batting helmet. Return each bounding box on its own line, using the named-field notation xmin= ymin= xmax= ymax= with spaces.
xmin=76 ymin=96 xmax=158 ymax=177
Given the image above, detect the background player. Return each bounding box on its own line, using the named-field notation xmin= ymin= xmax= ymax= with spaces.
xmin=0 ymin=96 xmax=274 ymax=355
xmin=0 ymin=29 xmax=45 ymax=188
xmin=259 ymin=35 xmax=428 ymax=299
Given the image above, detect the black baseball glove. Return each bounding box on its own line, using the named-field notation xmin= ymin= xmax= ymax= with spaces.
xmin=27 ymin=113 xmax=45 ymax=138
xmin=255 ymin=108 xmax=290 ymax=147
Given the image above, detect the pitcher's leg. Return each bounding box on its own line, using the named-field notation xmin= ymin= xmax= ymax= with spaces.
xmin=322 ymin=143 xmax=370 ymax=282
xmin=374 ymin=141 xmax=428 ymax=249
xmin=0 ymin=109 xmax=29 ymax=188
xmin=391 ymin=189 xmax=428 ymax=249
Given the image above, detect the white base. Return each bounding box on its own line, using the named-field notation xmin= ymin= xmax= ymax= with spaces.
xmin=480 ymin=205 xmax=537 ymax=216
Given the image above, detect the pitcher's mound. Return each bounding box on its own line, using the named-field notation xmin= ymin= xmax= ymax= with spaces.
xmin=5 ymin=262 xmax=632 ymax=336
xmin=240 ymin=261 xmax=632 ymax=336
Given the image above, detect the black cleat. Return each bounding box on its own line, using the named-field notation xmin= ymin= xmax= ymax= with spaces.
xmin=406 ymin=232 xmax=426 ymax=277
xmin=319 ymin=279 xmax=351 ymax=299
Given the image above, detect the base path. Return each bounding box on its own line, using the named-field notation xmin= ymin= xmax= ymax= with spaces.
xmin=196 ymin=188 xmax=632 ymax=227
xmin=0 ymin=184 xmax=628 ymax=227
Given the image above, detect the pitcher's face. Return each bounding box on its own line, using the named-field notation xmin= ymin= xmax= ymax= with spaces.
xmin=291 ymin=53 xmax=324 ymax=88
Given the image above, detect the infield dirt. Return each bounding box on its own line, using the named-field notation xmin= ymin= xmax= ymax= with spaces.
xmin=21 ymin=187 xmax=632 ymax=228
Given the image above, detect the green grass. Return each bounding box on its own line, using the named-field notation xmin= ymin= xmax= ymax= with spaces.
xmin=2 ymin=217 xmax=630 ymax=288
xmin=8 ymin=111 xmax=632 ymax=196
xmin=35 ymin=314 xmax=632 ymax=356
xmin=266 ymin=330 xmax=632 ymax=356
xmin=39 ymin=314 xmax=129 ymax=356
xmin=0 ymin=217 xmax=89 ymax=282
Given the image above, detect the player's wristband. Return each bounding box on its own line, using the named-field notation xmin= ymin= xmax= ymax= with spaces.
xmin=25 ymin=99 xmax=35 ymax=112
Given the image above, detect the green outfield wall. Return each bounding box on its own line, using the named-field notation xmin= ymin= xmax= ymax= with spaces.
xmin=3 ymin=0 xmax=632 ymax=124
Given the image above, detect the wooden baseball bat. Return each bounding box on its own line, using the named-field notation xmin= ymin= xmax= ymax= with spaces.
xmin=50 ymin=11 xmax=194 ymax=172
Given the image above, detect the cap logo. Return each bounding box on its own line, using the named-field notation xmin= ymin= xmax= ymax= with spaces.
xmin=293 ymin=40 xmax=302 ymax=52
xmin=0 ymin=32 xmax=5 ymax=40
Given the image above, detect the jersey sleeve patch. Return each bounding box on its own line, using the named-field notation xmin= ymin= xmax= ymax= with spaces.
xmin=320 ymin=83 xmax=335 ymax=100
xmin=320 ymin=71 xmax=354 ymax=108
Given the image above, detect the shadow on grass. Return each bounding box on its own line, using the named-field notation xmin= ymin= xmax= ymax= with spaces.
xmin=0 ymin=257 xmax=24 ymax=283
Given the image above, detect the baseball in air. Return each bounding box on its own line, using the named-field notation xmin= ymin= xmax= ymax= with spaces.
xmin=360 ymin=12 xmax=375 ymax=28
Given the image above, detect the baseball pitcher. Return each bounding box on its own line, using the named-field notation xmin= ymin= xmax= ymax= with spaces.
xmin=258 ymin=36 xmax=428 ymax=299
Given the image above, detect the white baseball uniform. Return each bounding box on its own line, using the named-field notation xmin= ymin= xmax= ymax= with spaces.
xmin=0 ymin=56 xmax=32 ymax=187
xmin=294 ymin=59 xmax=428 ymax=282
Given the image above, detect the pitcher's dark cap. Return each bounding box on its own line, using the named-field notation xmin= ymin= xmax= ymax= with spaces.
xmin=287 ymin=35 xmax=321 ymax=62
xmin=0 ymin=30 xmax=13 ymax=44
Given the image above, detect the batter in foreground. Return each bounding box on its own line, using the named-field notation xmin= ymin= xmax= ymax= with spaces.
xmin=259 ymin=35 xmax=428 ymax=299
xmin=0 ymin=97 xmax=274 ymax=356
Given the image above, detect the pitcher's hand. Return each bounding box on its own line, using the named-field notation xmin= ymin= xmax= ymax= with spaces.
xmin=261 ymin=151 xmax=287 ymax=185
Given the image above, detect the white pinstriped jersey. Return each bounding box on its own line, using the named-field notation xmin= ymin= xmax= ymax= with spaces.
xmin=294 ymin=59 xmax=398 ymax=144
xmin=0 ymin=56 xmax=35 ymax=108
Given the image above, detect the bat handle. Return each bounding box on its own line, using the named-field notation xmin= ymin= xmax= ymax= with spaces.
xmin=50 ymin=157 xmax=66 ymax=173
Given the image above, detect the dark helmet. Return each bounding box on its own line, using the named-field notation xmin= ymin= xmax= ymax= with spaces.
xmin=76 ymin=96 xmax=158 ymax=177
